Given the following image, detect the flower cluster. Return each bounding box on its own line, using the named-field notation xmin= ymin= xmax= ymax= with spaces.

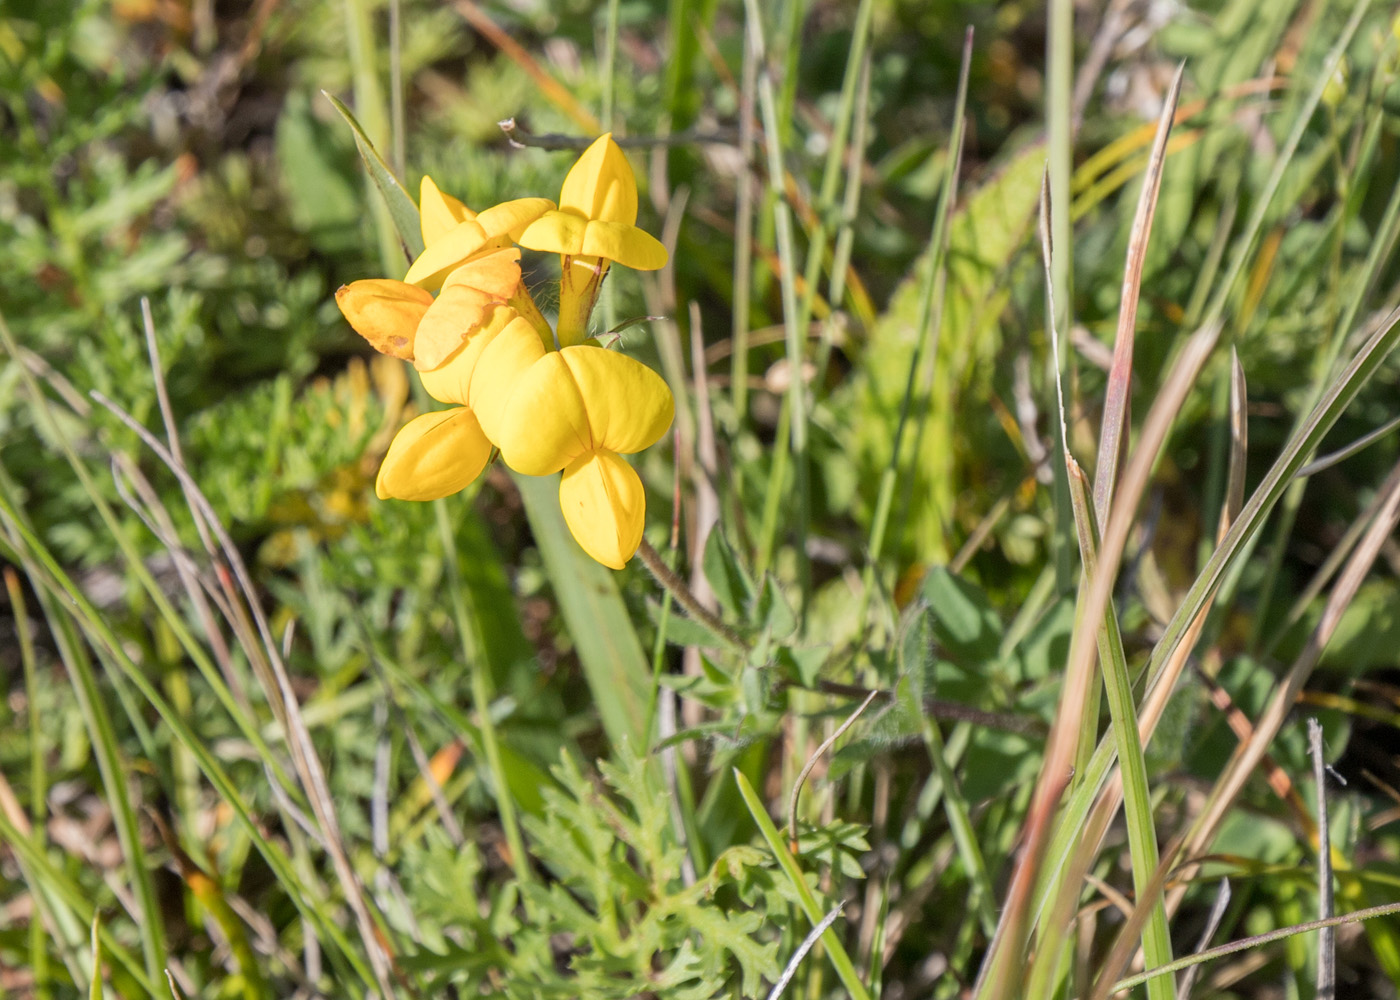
xmin=336 ymin=135 xmax=674 ymax=569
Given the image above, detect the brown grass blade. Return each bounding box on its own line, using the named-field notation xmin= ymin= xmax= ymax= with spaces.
xmin=1093 ymin=63 xmax=1185 ymax=526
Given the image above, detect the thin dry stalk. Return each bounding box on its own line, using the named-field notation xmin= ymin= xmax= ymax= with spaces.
xmin=787 ymin=689 xmax=879 ymax=848
xmin=1310 ymin=718 xmax=1336 ymax=1000
xmin=90 ymin=392 xmax=401 ymax=999
xmin=1176 ymin=880 xmax=1231 ymax=998
xmin=1093 ymin=64 xmax=1185 ymax=526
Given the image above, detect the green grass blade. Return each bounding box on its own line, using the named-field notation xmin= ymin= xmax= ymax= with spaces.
xmin=920 ymin=712 xmax=997 ymax=939
xmin=733 ymin=769 xmax=873 ymax=1000
xmin=1062 ymin=461 xmax=1173 ymax=1000
xmin=0 ymin=513 xmax=379 ymax=995
xmin=514 ymin=472 xmax=652 ymax=749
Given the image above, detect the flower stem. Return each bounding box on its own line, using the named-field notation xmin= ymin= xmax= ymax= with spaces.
xmin=635 ymin=539 xmax=750 ymax=652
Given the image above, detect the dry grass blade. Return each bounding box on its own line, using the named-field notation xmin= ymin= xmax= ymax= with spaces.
xmin=1221 ymin=349 xmax=1247 ymax=537
xmin=766 ymin=903 xmax=847 ymax=1000
xmin=89 ymin=390 xmax=401 ymax=999
xmin=1109 ymin=900 xmax=1400 ymax=996
xmin=1086 ymin=834 xmax=1186 ymax=1000
xmin=1093 ymin=63 xmax=1185 ymax=526
xmin=1309 ymin=718 xmax=1336 ymax=1000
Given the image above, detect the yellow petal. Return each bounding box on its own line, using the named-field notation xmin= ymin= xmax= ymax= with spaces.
xmin=495 ymin=351 xmax=591 ymax=474
xmin=580 ymin=220 xmax=668 ymax=270
xmin=516 ymin=211 xmax=588 ymax=256
xmin=475 ymin=197 xmax=556 ymax=240
xmin=469 ymin=316 xmax=552 ymax=446
xmin=376 ymin=408 xmax=492 ymax=501
xmin=335 ymin=279 xmax=433 ymax=360
xmin=414 ymin=288 xmax=501 ymax=373
xmin=440 ymin=246 xmax=523 ymax=301
xmin=412 ymin=248 xmax=525 ymax=372
xmin=403 ymin=221 xmax=494 ymax=289
xmin=559 ymin=134 xmax=638 ymax=224
xmin=558 ymin=450 xmax=645 ymax=569
xmin=496 ymin=346 xmax=673 ymax=474
xmin=419 ymin=304 xmax=525 ymax=406
xmin=558 ymin=346 xmax=674 ymax=455
xmin=419 ymin=176 xmax=475 ymax=247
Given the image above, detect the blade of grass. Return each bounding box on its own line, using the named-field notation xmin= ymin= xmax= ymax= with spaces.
xmin=733 ymin=768 xmax=872 ymax=1000
xmin=89 ymin=391 xmax=402 ymax=999
xmin=1059 ymin=460 xmax=1174 ymax=1000
xmin=0 ymin=517 xmax=378 ymax=994
xmin=1093 ymin=64 xmax=1185 ymax=525
xmin=4 ymin=567 xmax=54 ymax=999
xmin=978 ymin=317 xmax=1220 ymax=1000
xmin=1174 ymin=459 xmax=1400 ymax=888
xmin=514 ymin=473 xmax=653 ymax=748
xmin=1310 ymin=718 xmax=1337 ymax=1000
xmin=341 ymin=0 xmax=401 ymax=272
xmin=432 ymin=497 xmax=532 ymax=886
xmin=814 ymin=52 xmax=874 ymax=389
xmin=730 ymin=8 xmax=760 ymax=426
xmin=920 ymin=712 xmax=998 ymax=939
xmin=1045 ymin=0 xmax=1076 ymax=591
xmin=1110 ymin=899 xmax=1400 ymax=995
xmin=792 ymin=0 xmax=875 ymax=366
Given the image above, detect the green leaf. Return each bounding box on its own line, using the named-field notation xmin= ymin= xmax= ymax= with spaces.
xmin=648 ymin=598 xmax=734 ymax=649
xmin=755 ymin=576 xmax=797 ymax=637
xmin=776 ymin=646 xmax=828 ymax=688
xmin=920 ymin=566 xmax=1003 ymax=665
xmin=323 ymin=90 xmax=424 ymax=260
xmin=704 ymin=529 xmax=756 ymax=616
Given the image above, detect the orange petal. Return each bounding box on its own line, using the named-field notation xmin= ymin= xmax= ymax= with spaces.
xmin=335 ymin=279 xmax=433 ymax=360
xmin=440 ymin=246 xmax=523 ymax=301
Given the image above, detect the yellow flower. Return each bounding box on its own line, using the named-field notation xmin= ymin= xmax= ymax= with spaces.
xmin=517 ymin=134 xmax=667 ymax=346
xmin=496 ymin=346 xmax=673 ymax=567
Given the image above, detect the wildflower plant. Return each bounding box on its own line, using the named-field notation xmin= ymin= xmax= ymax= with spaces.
xmin=335 ymin=134 xmax=673 ymax=568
